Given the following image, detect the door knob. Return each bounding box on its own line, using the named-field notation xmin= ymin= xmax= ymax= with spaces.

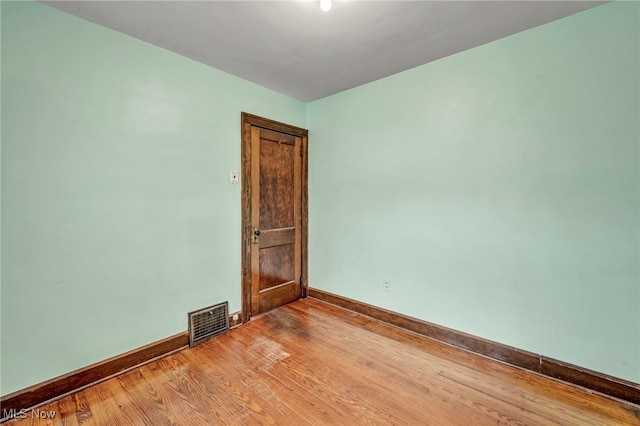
xmin=252 ymin=228 xmax=261 ymax=244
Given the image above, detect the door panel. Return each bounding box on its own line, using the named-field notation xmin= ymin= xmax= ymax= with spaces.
xmin=259 ymin=245 xmax=294 ymax=291
xmin=259 ymin=138 xmax=295 ymax=229
xmin=259 ymin=227 xmax=295 ymax=248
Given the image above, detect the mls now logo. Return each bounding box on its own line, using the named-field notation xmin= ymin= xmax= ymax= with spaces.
xmin=3 ymin=408 xmax=56 ymax=420
xmin=2 ymin=409 xmax=28 ymax=420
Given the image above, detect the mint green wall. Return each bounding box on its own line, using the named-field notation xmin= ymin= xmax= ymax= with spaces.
xmin=1 ymin=2 xmax=305 ymax=395
xmin=308 ymin=2 xmax=639 ymax=383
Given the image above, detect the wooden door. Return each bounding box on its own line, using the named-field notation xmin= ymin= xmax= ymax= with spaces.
xmin=241 ymin=113 xmax=308 ymax=321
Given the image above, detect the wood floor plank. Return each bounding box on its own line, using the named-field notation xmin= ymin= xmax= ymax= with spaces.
xmin=213 ymin=328 xmax=351 ymax=425
xmin=104 ymin=376 xmax=157 ymax=426
xmin=145 ymin=358 xmax=225 ymax=425
xmin=288 ymin=305 xmax=559 ymax=424
xmin=253 ymin=315 xmax=444 ymax=424
xmin=82 ymin=381 xmax=136 ymax=426
xmin=56 ymin=397 xmax=79 ymax=426
xmin=184 ymin=341 xmax=318 ymax=425
xmin=71 ymin=392 xmax=94 ymax=426
xmin=252 ymin=313 xmax=471 ymax=424
xmin=171 ymin=349 xmax=285 ymax=425
xmin=290 ymin=299 xmax=640 ymax=424
xmin=115 ymin=369 xmax=176 ymax=426
xmin=267 ymin=303 xmax=541 ymax=425
xmin=6 ymin=298 xmax=639 ymax=425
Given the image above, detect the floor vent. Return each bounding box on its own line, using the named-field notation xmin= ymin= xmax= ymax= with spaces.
xmin=188 ymin=302 xmax=229 ymax=347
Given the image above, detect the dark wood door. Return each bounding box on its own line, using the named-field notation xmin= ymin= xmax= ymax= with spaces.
xmin=241 ymin=113 xmax=308 ymax=320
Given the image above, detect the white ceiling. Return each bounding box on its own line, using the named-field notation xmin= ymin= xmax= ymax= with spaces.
xmin=42 ymin=1 xmax=608 ymax=102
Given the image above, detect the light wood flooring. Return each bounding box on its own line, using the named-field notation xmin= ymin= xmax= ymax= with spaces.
xmin=6 ymin=298 xmax=640 ymax=425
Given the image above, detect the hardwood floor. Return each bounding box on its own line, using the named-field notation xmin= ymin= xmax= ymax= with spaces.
xmin=6 ymin=298 xmax=639 ymax=425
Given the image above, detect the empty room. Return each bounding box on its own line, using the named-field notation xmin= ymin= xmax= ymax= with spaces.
xmin=1 ymin=0 xmax=639 ymax=424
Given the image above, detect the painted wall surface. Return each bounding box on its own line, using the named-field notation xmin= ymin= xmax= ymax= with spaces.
xmin=308 ymin=2 xmax=640 ymax=382
xmin=1 ymin=2 xmax=306 ymax=395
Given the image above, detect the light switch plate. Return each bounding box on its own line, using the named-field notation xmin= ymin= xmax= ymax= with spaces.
xmin=230 ymin=170 xmax=239 ymax=184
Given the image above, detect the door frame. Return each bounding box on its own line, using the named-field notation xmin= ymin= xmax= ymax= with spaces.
xmin=240 ymin=112 xmax=309 ymax=323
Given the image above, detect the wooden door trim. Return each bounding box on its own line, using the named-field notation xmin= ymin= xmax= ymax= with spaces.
xmin=242 ymin=113 xmax=308 ymax=138
xmin=241 ymin=112 xmax=309 ymax=323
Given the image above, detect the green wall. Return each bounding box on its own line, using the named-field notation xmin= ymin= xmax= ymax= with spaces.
xmin=1 ymin=1 xmax=306 ymax=395
xmin=308 ymin=1 xmax=640 ymax=382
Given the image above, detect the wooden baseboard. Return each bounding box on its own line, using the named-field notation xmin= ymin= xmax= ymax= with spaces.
xmin=308 ymin=288 xmax=640 ymax=405
xmin=0 ymin=332 xmax=189 ymax=421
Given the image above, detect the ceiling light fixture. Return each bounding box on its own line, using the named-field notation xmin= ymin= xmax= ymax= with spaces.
xmin=319 ymin=0 xmax=332 ymax=12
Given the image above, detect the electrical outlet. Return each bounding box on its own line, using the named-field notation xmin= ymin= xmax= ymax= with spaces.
xmin=383 ymin=280 xmax=391 ymax=292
